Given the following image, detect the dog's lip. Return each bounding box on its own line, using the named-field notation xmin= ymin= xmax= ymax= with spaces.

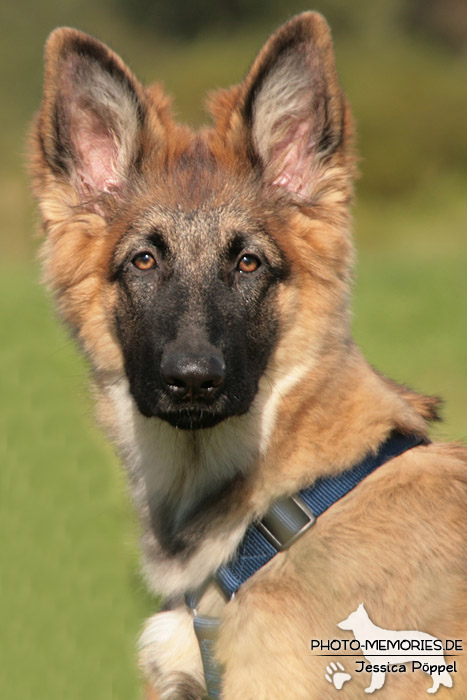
xmin=155 ymin=407 xmax=228 ymax=430
xmin=152 ymin=393 xmax=229 ymax=427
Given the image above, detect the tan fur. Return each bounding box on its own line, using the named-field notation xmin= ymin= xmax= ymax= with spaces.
xmin=30 ymin=12 xmax=466 ymax=700
xmin=218 ymin=444 xmax=467 ymax=699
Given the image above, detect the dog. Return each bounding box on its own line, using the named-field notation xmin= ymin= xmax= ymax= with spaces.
xmin=338 ymin=603 xmax=454 ymax=694
xmin=30 ymin=12 xmax=467 ymax=700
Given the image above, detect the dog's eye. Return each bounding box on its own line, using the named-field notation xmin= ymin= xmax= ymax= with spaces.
xmin=132 ymin=252 xmax=157 ymax=271
xmin=237 ymin=254 xmax=261 ymax=274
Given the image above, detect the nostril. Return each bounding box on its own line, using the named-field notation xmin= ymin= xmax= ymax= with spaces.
xmin=201 ymin=380 xmax=215 ymax=390
xmin=200 ymin=373 xmax=224 ymax=391
xmin=169 ymin=377 xmax=186 ymax=389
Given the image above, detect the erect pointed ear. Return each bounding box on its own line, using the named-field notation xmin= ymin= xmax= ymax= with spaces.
xmin=214 ymin=13 xmax=352 ymax=202
xmin=35 ymin=28 xmax=158 ymax=212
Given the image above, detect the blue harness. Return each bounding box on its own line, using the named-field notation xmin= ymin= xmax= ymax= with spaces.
xmin=185 ymin=431 xmax=424 ymax=699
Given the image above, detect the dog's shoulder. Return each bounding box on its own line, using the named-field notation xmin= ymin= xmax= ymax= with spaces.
xmin=395 ymin=440 xmax=467 ymax=503
xmin=219 ymin=440 xmax=467 ymax=663
xmin=352 ymin=439 xmax=467 ymax=506
xmin=273 ymin=439 xmax=467 ymax=599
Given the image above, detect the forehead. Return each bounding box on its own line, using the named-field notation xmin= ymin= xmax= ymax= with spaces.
xmin=134 ymin=202 xmax=267 ymax=252
xmin=116 ymin=150 xmax=286 ymax=263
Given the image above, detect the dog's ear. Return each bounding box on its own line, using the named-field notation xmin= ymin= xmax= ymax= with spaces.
xmin=34 ymin=28 xmax=165 ymax=214
xmin=212 ymin=13 xmax=352 ymax=202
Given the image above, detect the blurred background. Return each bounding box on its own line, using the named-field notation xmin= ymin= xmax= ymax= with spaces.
xmin=1 ymin=1 xmax=466 ymax=698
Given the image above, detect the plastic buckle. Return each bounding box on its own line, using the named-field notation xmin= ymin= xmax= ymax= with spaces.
xmin=256 ymin=495 xmax=316 ymax=551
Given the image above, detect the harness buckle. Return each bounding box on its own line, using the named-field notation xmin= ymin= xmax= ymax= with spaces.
xmin=256 ymin=494 xmax=316 ymax=551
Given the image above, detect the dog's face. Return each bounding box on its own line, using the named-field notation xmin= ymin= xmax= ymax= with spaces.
xmin=31 ymin=13 xmax=355 ymax=431
xmin=112 ymin=194 xmax=288 ymax=429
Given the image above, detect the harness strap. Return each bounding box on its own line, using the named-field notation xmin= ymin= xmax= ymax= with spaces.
xmin=186 ymin=431 xmax=426 ymax=699
xmin=215 ymin=431 xmax=424 ymax=599
xmin=192 ymin=615 xmax=222 ymax=700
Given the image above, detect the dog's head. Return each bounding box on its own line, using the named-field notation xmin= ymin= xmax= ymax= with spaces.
xmin=337 ymin=603 xmax=368 ymax=631
xmin=31 ymin=13 xmax=355 ymax=430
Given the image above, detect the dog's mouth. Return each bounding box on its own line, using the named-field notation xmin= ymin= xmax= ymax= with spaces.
xmin=140 ymin=389 xmax=239 ymax=430
xmin=156 ymin=406 xmax=228 ymax=430
xmin=125 ymin=355 xmax=260 ymax=430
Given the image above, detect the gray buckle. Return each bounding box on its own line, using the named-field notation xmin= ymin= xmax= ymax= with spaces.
xmin=256 ymin=495 xmax=316 ymax=551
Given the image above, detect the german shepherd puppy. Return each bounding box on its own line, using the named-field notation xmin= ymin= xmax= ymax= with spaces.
xmin=30 ymin=12 xmax=466 ymax=700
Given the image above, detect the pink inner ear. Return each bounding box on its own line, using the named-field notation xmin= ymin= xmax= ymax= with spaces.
xmin=271 ymin=121 xmax=314 ymax=196
xmin=71 ymin=108 xmax=120 ymax=195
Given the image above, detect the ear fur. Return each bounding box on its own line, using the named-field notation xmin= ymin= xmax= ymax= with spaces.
xmin=34 ymin=28 xmax=152 ymax=212
xmin=210 ymin=12 xmax=354 ymax=203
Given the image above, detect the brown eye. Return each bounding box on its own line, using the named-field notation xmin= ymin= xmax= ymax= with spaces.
xmin=132 ymin=252 xmax=156 ymax=271
xmin=237 ymin=254 xmax=261 ymax=274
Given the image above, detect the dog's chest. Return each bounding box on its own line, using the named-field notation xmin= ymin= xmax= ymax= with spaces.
xmin=104 ymin=378 xmax=258 ymax=592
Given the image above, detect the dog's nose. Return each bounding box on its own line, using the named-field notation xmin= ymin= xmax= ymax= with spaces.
xmin=160 ymin=350 xmax=225 ymax=402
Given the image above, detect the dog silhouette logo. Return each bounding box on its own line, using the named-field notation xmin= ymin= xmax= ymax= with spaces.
xmin=337 ymin=603 xmax=453 ymax=694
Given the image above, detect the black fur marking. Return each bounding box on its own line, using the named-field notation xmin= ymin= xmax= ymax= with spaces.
xmin=49 ymin=101 xmax=71 ymax=175
xmin=225 ymin=232 xmax=248 ymax=261
xmin=66 ymin=36 xmax=145 ymax=125
xmin=160 ymin=671 xmax=205 ymax=700
xmin=133 ymin=141 xmax=146 ymax=175
xmin=243 ymin=36 xmax=303 ymax=129
xmin=149 ymin=473 xmax=243 ymax=558
xmin=147 ymin=228 xmax=171 ymax=258
xmin=159 ymin=595 xmax=185 ymax=611
xmin=316 ymin=91 xmax=343 ymax=156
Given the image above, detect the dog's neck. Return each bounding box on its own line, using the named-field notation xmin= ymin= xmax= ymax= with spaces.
xmin=102 ymin=376 xmax=258 ymax=518
xmin=249 ymin=343 xmax=430 ymax=507
xmin=101 ymin=345 xmax=429 ymax=515
xmin=96 ymin=348 xmax=431 ymax=596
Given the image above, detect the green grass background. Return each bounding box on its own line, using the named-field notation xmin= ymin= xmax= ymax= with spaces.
xmin=1 ymin=1 xmax=466 ymax=698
